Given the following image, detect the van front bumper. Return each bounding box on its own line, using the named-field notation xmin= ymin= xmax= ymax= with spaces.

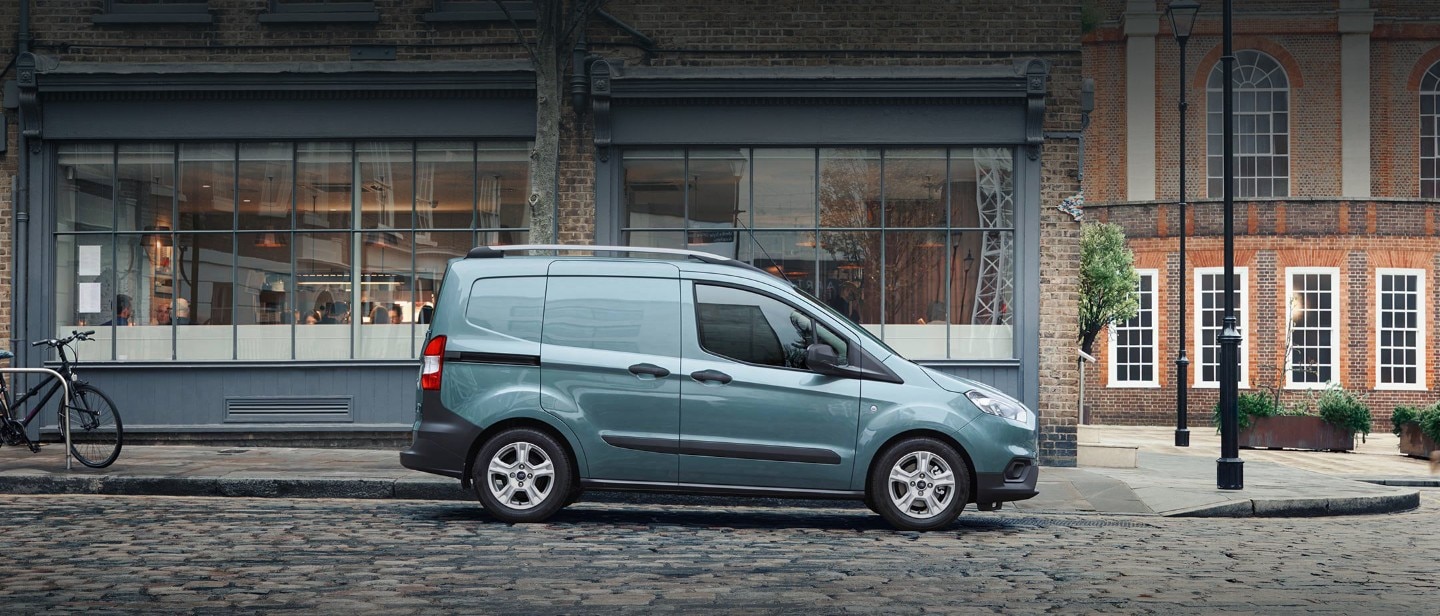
xmin=973 ymin=459 xmax=1039 ymax=504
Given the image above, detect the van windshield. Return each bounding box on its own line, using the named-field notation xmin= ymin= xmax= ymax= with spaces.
xmin=795 ymin=286 xmax=899 ymax=359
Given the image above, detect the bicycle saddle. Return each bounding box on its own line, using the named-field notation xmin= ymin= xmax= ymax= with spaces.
xmin=0 ymin=350 xmax=12 ymax=360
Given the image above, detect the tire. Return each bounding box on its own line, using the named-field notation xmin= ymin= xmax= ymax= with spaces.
xmin=867 ymin=437 xmax=970 ymax=531
xmin=472 ymin=428 xmax=574 ymax=523
xmin=66 ymin=383 xmax=123 ymax=469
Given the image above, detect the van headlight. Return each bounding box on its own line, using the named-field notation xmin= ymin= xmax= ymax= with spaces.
xmin=966 ymin=390 xmax=1036 ymax=430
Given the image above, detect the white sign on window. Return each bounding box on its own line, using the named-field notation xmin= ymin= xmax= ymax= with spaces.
xmin=79 ymin=282 xmax=102 ymax=314
xmin=79 ymin=245 xmax=102 ymax=277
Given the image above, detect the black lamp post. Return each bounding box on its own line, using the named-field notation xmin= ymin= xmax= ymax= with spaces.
xmin=1217 ymin=0 xmax=1244 ymax=490
xmin=1167 ymin=0 xmax=1200 ymax=448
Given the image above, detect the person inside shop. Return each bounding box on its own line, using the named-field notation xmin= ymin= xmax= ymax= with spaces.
xmin=103 ymin=294 xmax=134 ymax=326
xmin=368 ymin=303 xmax=391 ymax=324
xmin=174 ymin=298 xmax=191 ymax=325
xmin=303 ymin=310 xmax=322 ymax=325
xmin=389 ymin=305 xmax=403 ymax=324
xmin=152 ymin=301 xmax=172 ymax=326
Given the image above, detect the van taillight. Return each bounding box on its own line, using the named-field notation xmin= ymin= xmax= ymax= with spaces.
xmin=421 ymin=335 xmax=447 ymax=391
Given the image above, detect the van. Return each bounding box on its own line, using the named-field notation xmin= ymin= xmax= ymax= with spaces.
xmin=401 ymin=245 xmax=1038 ymax=531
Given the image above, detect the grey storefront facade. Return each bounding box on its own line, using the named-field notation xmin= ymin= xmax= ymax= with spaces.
xmin=9 ymin=56 xmax=1059 ymax=455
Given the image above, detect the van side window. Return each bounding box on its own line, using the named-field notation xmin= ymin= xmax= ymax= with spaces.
xmin=465 ymin=277 xmax=546 ymax=343
xmin=543 ymin=277 xmax=680 ymax=355
xmin=695 ymin=284 xmax=847 ymax=369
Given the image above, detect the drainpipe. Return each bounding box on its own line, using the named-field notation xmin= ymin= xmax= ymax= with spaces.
xmin=13 ymin=0 xmax=31 ymax=368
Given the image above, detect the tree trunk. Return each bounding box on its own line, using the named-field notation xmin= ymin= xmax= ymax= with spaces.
xmin=529 ymin=55 xmax=560 ymax=245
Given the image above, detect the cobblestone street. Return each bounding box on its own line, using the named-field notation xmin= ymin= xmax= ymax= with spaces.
xmin=1 ymin=491 xmax=1436 ymax=614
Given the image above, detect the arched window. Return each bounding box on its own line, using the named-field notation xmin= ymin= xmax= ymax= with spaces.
xmin=1422 ymin=61 xmax=1440 ymax=198
xmin=1206 ymin=50 xmax=1290 ymax=198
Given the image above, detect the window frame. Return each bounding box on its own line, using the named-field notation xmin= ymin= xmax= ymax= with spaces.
xmin=423 ymin=0 xmax=535 ymax=22
xmin=1421 ymin=61 xmax=1440 ymax=199
xmin=1107 ymin=268 xmax=1160 ymax=388
xmin=260 ymin=0 xmax=379 ymax=23
xmin=1193 ymin=266 xmax=1249 ymax=389
xmin=94 ymin=0 xmax=212 ymax=25
xmin=1284 ymin=266 xmax=1341 ymax=390
xmin=691 ymin=281 xmax=854 ymax=375
xmin=1374 ymin=268 xmax=1427 ymax=391
xmin=1206 ymin=50 xmax=1291 ymax=199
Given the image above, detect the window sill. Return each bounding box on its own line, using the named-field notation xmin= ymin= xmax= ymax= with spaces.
xmin=259 ymin=11 xmax=380 ymax=24
xmin=1106 ymin=382 xmax=1160 ymax=389
xmin=92 ymin=13 xmax=215 ymax=25
xmin=422 ymin=9 xmax=534 ymax=22
xmin=1374 ymin=383 xmax=1429 ymax=392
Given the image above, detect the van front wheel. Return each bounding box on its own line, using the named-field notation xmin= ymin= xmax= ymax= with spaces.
xmin=867 ymin=437 xmax=970 ymax=531
xmin=473 ymin=428 xmax=574 ymax=523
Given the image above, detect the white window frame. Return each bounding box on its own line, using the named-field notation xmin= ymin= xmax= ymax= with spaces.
xmin=1375 ymin=268 xmax=1427 ymax=390
xmin=1206 ymin=50 xmax=1291 ymax=199
xmin=1193 ymin=266 xmax=1249 ymax=389
xmin=1108 ymin=269 xmax=1160 ymax=388
xmin=1284 ymin=267 xmax=1341 ymax=390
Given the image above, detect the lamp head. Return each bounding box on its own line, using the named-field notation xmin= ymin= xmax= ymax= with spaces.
xmin=1166 ymin=0 xmax=1201 ymax=44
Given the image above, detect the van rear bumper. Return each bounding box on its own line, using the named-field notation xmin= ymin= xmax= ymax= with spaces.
xmin=399 ymin=392 xmax=479 ymax=480
xmin=973 ymin=460 xmax=1039 ymax=504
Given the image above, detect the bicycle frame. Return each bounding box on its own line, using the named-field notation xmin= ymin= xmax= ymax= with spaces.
xmin=2 ymin=341 xmax=81 ymax=429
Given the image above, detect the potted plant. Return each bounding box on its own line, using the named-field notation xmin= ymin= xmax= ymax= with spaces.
xmin=1213 ymin=387 xmax=1370 ymax=452
xmin=1392 ymin=404 xmax=1440 ymax=459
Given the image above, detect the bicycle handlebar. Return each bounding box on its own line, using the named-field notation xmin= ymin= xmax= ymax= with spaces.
xmin=29 ymin=331 xmax=96 ymax=348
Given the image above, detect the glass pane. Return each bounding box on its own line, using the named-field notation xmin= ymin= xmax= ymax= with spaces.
xmin=296 ymin=142 xmax=353 ymax=231
xmin=623 ymin=149 xmax=685 ymax=229
xmin=689 ymin=149 xmax=749 ymax=230
xmin=739 ymin=231 xmax=817 ymax=295
xmin=359 ymin=142 xmax=414 ymax=230
xmin=54 ymin=235 xmax=114 ymax=360
xmin=237 ymin=232 xmax=293 ymax=360
xmin=416 ymin=141 xmax=474 ymax=230
xmin=753 ymin=149 xmax=816 ymax=228
xmin=115 ymin=234 xmax=171 ymax=360
xmin=628 ymin=230 xmax=686 ymax=251
xmin=175 ymin=234 xmax=235 ymax=360
xmin=57 ymin=144 xmax=115 ymax=232
xmin=883 ymin=149 xmax=946 ymax=227
xmin=238 ymin=143 xmax=295 ymax=231
xmin=477 ymin=143 xmax=531 ymax=230
xmin=695 ymin=284 xmax=811 ymax=369
xmin=116 ymin=144 xmax=174 ymax=233
xmin=819 ymin=148 xmax=880 ymax=228
xmin=358 ymin=231 xmax=415 ymax=359
xmin=968 ymin=149 xmax=1015 ymax=229
xmin=884 ymin=231 xmax=947 ymax=358
xmin=295 ymin=232 xmax=353 ymax=359
xmin=414 ymin=231 xmax=472 ymax=334
xmin=178 ymin=143 xmax=235 ymax=231
xmin=476 ymin=229 xmax=528 ymax=247
xmin=952 ymin=231 xmax=1014 ymax=359
xmin=817 ymin=231 xmax=879 ymax=327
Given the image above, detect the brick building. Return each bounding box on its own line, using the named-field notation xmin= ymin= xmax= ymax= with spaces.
xmin=1 ymin=1 xmax=1083 ymax=465
xmin=1082 ymin=0 xmax=1440 ymax=428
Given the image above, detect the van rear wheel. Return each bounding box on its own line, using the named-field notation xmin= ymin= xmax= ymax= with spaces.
xmin=473 ymin=428 xmax=574 ymax=523
xmin=867 ymin=437 xmax=970 ymax=531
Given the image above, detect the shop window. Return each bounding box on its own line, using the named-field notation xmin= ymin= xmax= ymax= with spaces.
xmin=1206 ymin=50 xmax=1290 ymax=199
xmin=1194 ymin=267 xmax=1248 ymax=388
xmin=261 ymin=0 xmax=379 ymax=23
xmin=1108 ymin=270 xmax=1158 ymax=387
xmin=1376 ymin=269 xmax=1425 ymax=389
xmin=53 ymin=141 xmax=529 ymax=363
xmin=622 ymin=147 xmax=1015 ymax=361
xmin=94 ymin=0 xmax=212 ymax=25
xmin=1285 ymin=268 xmax=1339 ymax=388
xmin=1422 ymin=62 xmax=1440 ymax=199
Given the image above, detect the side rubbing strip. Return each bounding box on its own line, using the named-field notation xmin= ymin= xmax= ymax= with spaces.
xmin=447 ymin=351 xmax=541 ymax=366
xmin=601 ymin=434 xmax=680 ymax=454
xmin=603 ymin=434 xmax=841 ymax=465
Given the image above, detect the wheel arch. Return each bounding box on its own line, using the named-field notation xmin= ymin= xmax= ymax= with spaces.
xmin=461 ymin=417 xmax=584 ymax=490
xmin=863 ymin=429 xmax=978 ymax=505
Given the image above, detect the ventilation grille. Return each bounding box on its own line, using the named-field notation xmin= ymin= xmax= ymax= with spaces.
xmin=224 ymin=397 xmax=353 ymax=423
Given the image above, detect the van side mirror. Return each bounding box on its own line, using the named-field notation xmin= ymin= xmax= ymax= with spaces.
xmin=806 ymin=343 xmax=847 ymax=376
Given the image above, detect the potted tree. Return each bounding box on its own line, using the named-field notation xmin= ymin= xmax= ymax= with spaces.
xmin=1392 ymin=405 xmax=1440 ymax=459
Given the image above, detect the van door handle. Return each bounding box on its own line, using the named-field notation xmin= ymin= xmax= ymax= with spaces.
xmin=690 ymin=369 xmax=733 ymax=385
xmin=628 ymin=363 xmax=671 ymax=378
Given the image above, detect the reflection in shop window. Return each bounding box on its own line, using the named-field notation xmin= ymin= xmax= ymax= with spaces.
xmin=53 ymin=141 xmax=529 ymax=362
xmin=623 ymin=147 xmax=1016 ymax=360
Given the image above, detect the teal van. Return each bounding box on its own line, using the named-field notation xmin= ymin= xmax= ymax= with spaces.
xmin=401 ymin=245 xmax=1038 ymax=531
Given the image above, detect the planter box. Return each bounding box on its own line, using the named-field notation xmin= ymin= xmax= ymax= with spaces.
xmin=1398 ymin=423 xmax=1440 ymax=459
xmin=1238 ymin=416 xmax=1355 ymax=452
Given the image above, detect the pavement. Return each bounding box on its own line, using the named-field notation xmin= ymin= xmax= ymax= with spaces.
xmin=0 ymin=425 xmax=1432 ymax=517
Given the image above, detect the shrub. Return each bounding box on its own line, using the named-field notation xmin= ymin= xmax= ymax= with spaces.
xmin=1419 ymin=405 xmax=1440 ymax=445
xmin=1316 ymin=387 xmax=1371 ymax=437
xmin=1392 ymin=406 xmax=1421 ymax=437
xmin=1212 ymin=391 xmax=1277 ymax=432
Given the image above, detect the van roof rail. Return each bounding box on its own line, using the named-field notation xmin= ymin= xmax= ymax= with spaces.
xmin=466 ymin=244 xmax=775 ymax=276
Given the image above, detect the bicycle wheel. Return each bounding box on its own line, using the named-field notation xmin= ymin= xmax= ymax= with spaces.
xmin=65 ymin=383 xmax=123 ymax=468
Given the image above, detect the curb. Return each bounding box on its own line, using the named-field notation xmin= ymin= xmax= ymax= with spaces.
xmin=1165 ymin=491 xmax=1420 ymax=518
xmin=1357 ymin=477 xmax=1440 ymax=488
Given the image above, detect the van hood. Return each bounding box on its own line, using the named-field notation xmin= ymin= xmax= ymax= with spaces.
xmin=922 ymin=367 xmax=1010 ymax=399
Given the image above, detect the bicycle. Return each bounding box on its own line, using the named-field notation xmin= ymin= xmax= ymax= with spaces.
xmin=0 ymin=330 xmax=123 ymax=468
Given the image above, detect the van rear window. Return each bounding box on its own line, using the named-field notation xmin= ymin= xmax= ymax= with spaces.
xmin=465 ymin=277 xmax=546 ymax=343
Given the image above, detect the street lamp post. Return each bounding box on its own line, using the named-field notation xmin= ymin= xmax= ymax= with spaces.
xmin=1167 ymin=0 xmax=1200 ymax=448
xmin=1217 ymin=0 xmax=1244 ymax=490
xmin=1163 ymin=0 xmax=1198 ymax=446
